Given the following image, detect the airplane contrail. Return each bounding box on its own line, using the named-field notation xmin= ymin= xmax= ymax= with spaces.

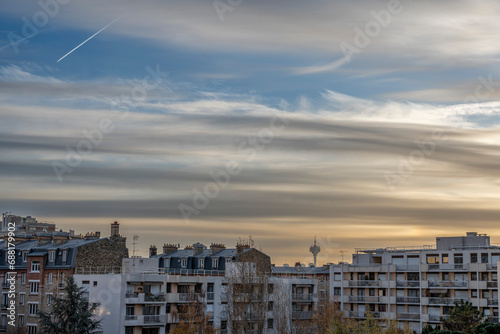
xmin=57 ymin=15 xmax=122 ymax=63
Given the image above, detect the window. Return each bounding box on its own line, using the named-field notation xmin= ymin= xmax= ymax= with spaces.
xmin=268 ymin=284 xmax=274 ymax=294
xmin=48 ymin=273 xmax=53 ymax=284
xmin=334 ymin=287 xmax=341 ymax=296
xmin=29 ymin=303 xmax=38 ymax=315
xmin=48 ymin=251 xmax=55 ymax=262
xmin=126 ymin=305 xmax=135 ymax=316
xmin=29 ymin=282 xmax=39 ymax=294
xmin=20 ymin=293 xmax=25 ymax=305
xmin=198 ymin=258 xmax=204 ymax=268
xmin=268 ymin=301 xmax=273 ymax=311
xmin=226 ymin=257 xmax=232 ymax=263
xmin=267 ymin=319 xmax=273 ymax=329
xmin=471 ymin=290 xmax=478 ymax=298
xmin=93 ymin=281 xmax=98 ymax=286
xmin=442 ymin=254 xmax=449 ymax=264
xmin=28 ymin=325 xmax=37 ymax=334
xmin=426 ymin=255 xmax=439 ymax=264
xmin=482 ymin=290 xmax=490 ymax=298
xmin=471 ymin=253 xmax=478 ymax=263
xmin=481 ymin=253 xmax=489 ymax=263
xmin=125 ymin=327 xmax=134 ymax=334
xmin=22 ymin=251 xmax=28 ymax=262
xmin=181 ymin=258 xmax=187 ymax=268
xmin=19 ymin=315 xmax=24 ymax=326
xmin=62 ymin=250 xmax=67 ymax=263
xmin=46 ymin=294 xmax=53 ymax=305
xmin=21 ymin=272 xmax=26 ymax=283
xmin=481 ymin=272 xmax=489 ymax=281
xmin=30 ymin=261 xmax=40 ymax=272
xmin=61 ymin=273 xmax=65 ymax=284
xmin=2 ymin=293 xmax=8 ymax=307
xmin=212 ymin=258 xmax=218 ymax=269
xmin=471 ymin=272 xmax=477 ymax=281
xmin=334 ymin=273 xmax=341 ymax=281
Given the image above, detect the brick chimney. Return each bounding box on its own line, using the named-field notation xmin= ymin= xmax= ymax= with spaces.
xmin=193 ymin=242 xmax=205 ymax=256
xmin=163 ymin=243 xmax=178 ymax=255
xmin=149 ymin=245 xmax=157 ymax=257
xmin=210 ymin=243 xmax=226 ymax=255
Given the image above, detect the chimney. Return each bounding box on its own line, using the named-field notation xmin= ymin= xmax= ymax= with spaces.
xmin=149 ymin=245 xmax=157 ymax=257
xmin=236 ymin=243 xmax=250 ymax=254
xmin=295 ymin=262 xmax=301 ymax=269
xmin=163 ymin=243 xmax=178 ymax=255
xmin=193 ymin=242 xmax=205 ymax=256
xmin=111 ymin=221 xmax=120 ymax=237
xmin=95 ymin=231 xmax=100 ymax=238
xmin=37 ymin=235 xmax=52 ymax=246
xmin=210 ymin=243 xmax=226 ymax=255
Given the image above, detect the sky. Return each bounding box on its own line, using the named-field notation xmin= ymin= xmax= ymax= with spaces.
xmin=1 ymin=0 xmax=500 ymax=265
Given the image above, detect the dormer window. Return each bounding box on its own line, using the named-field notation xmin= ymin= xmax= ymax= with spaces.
xmin=212 ymin=258 xmax=219 ymax=269
xmin=22 ymin=251 xmax=28 ymax=262
xmin=181 ymin=258 xmax=187 ymax=268
xmin=31 ymin=261 xmax=40 ymax=272
xmin=198 ymin=259 xmax=204 ymax=268
xmin=62 ymin=250 xmax=67 ymax=263
xmin=49 ymin=251 xmax=55 ymax=262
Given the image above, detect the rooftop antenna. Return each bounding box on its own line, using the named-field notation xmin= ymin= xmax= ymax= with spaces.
xmin=132 ymin=234 xmax=139 ymax=258
xmin=340 ymin=250 xmax=347 ymax=263
xmin=309 ymin=236 xmax=321 ymax=267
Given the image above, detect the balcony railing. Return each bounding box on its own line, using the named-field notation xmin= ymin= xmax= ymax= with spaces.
xmin=145 ymin=293 xmax=166 ymax=302
xmin=349 ymin=296 xmax=380 ymax=303
xmin=396 ymin=281 xmax=419 ymax=288
xmin=428 ymin=298 xmax=457 ymax=305
xmin=178 ymin=293 xmax=203 ymax=302
xmin=124 ymin=315 xmax=166 ymax=324
xmin=348 ymin=311 xmax=381 ymax=319
xmin=429 ymin=314 xmax=448 ymax=322
xmin=488 ymin=299 xmax=498 ymax=306
xmin=349 ymin=280 xmax=380 ymax=287
xmin=397 ymin=313 xmax=420 ymax=321
xmin=487 ymin=281 xmax=498 ymax=288
xmin=428 ymin=280 xmax=467 ymax=288
xmin=292 ymin=311 xmax=313 ymax=320
xmin=292 ymin=293 xmax=316 ymax=301
xmin=126 ymin=292 xmax=138 ymax=298
xmin=396 ymin=296 xmax=420 ymax=304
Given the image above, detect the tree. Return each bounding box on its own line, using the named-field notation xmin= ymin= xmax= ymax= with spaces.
xmin=442 ymin=300 xmax=485 ymax=333
xmin=225 ymin=237 xmax=272 ymax=334
xmin=169 ymin=292 xmax=216 ymax=334
xmin=38 ymin=276 xmax=101 ymax=334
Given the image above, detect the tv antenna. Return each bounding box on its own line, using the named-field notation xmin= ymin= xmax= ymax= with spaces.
xmin=340 ymin=250 xmax=347 ymax=263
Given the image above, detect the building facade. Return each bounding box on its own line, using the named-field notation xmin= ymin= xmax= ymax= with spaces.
xmin=75 ymin=243 xmax=320 ymax=334
xmin=331 ymin=232 xmax=500 ymax=332
xmin=0 ymin=222 xmax=128 ymax=333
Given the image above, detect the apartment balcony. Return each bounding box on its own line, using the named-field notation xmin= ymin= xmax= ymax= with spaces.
xmin=427 ymin=297 xmax=459 ymax=305
xmin=487 ymin=281 xmax=498 ymax=288
xmin=487 ymin=299 xmax=498 ymax=306
xmin=166 ymin=292 xmax=203 ymax=303
xmin=292 ymin=293 xmax=316 ymax=302
xmin=428 ymin=314 xmax=448 ymax=322
xmin=349 ymin=296 xmax=380 ymax=303
xmin=396 ymin=296 xmax=420 ymax=304
xmin=395 ymin=265 xmax=421 ymax=271
xmin=292 ymin=311 xmax=313 ymax=320
xmin=396 ymin=281 xmax=420 ymax=288
xmin=486 ymin=316 xmax=500 ymax=323
xmin=125 ymin=292 xmax=166 ymax=303
xmin=349 ymin=280 xmax=380 ymax=287
xmin=397 ymin=313 xmax=420 ymax=321
xmin=124 ymin=314 xmax=166 ymax=326
xmin=428 ymin=280 xmax=467 ymax=288
xmin=348 ymin=311 xmax=383 ymax=319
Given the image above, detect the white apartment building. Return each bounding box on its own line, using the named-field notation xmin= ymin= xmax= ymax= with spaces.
xmin=75 ymin=248 xmax=319 ymax=333
xmin=331 ymin=232 xmax=500 ymax=333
